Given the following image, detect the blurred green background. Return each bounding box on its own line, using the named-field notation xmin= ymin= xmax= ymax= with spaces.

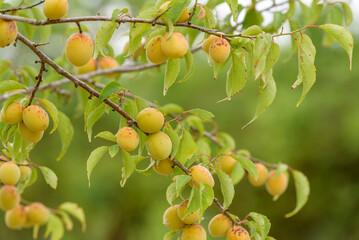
xmin=0 ymin=0 xmax=358 ymax=239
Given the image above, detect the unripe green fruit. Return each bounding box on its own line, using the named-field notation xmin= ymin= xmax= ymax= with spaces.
xmin=208 ymin=214 xmax=233 ymax=237
xmin=0 ymin=186 xmax=20 ymax=211
xmin=116 ymin=127 xmax=139 ymax=152
xmin=27 ymin=202 xmax=49 ymax=226
xmin=146 ymin=131 xmax=172 ymax=160
xmin=163 ymin=205 xmax=185 ymax=230
xmin=18 ymin=122 xmax=44 ymax=143
xmin=209 ymin=38 xmax=231 ymax=63
xmin=43 ymin=0 xmax=68 ymax=20
xmin=219 ymin=154 xmax=237 ymax=175
xmin=248 ymin=163 xmax=268 ymax=187
xmin=159 ymin=1 xmax=189 ymax=23
xmin=265 ymin=170 xmax=288 ymax=197
xmin=5 ymin=205 xmax=26 ymax=230
xmin=227 ymin=226 xmax=251 ymax=240
xmin=146 ymin=36 xmax=169 ymax=64
xmin=0 ymin=20 xmax=17 ymax=48
xmin=182 ymin=224 xmax=207 ymax=240
xmin=19 ymin=161 xmax=32 ymax=180
xmin=1 ymin=102 xmax=24 ymax=125
xmin=153 ymin=158 xmax=174 ymax=176
xmin=65 ymin=33 xmax=94 ymax=66
xmin=76 ymin=58 xmax=97 ymax=74
xmin=100 ymin=56 xmax=119 ymax=78
xmin=202 ymin=35 xmax=219 ymax=54
xmin=136 ymin=108 xmax=164 ymax=133
xmin=0 ymin=162 xmax=21 ymax=186
xmin=22 ymin=105 xmax=49 ymax=132
xmin=177 ymin=200 xmax=200 ymax=224
xmin=161 ymin=32 xmax=189 ymax=58
xmin=189 ymin=165 xmax=214 ymax=188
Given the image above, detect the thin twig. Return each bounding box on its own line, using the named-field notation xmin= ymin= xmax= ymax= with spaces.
xmin=187 ymin=0 xmax=198 ymax=24
xmin=0 ymin=0 xmax=45 ymax=14
xmin=27 ymin=61 xmax=46 ymax=106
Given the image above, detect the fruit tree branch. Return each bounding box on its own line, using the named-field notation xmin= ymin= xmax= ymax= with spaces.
xmin=0 ymin=0 xmax=45 ymax=14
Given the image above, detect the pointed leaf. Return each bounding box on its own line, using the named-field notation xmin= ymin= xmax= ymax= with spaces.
xmin=86 ymin=146 xmax=109 ymax=186
xmin=59 ymin=202 xmax=86 ymax=232
xmin=99 ymin=82 xmax=123 ymax=102
xmin=164 ymin=58 xmax=181 ymax=95
xmin=56 ymin=112 xmax=74 ymax=161
xmin=40 ymin=166 xmax=58 ymax=189
xmin=285 ymin=170 xmax=310 ymax=217
xmin=231 ymin=154 xmax=258 ymax=180
xmin=188 ymin=109 xmax=215 ymax=121
xmin=217 ymin=167 xmax=234 ymax=209
xmin=94 ymin=21 xmax=118 ymax=58
xmin=39 ymin=98 xmax=59 ymax=134
xmin=0 ymin=80 xmax=26 ymax=94
xmin=226 ymin=51 xmax=247 ymax=99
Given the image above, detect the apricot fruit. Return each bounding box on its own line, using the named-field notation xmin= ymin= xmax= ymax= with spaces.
xmin=76 ymin=58 xmax=97 ymax=74
xmin=43 ymin=0 xmax=68 ymax=20
xmin=146 ymin=131 xmax=172 ymax=160
xmin=146 ymin=36 xmax=169 ymax=64
xmin=265 ymin=170 xmax=288 ymax=197
xmin=0 ymin=102 xmax=24 ymax=125
xmin=0 ymin=186 xmax=20 ymax=211
xmin=177 ymin=200 xmax=200 ymax=224
xmin=202 ymin=35 xmax=219 ymax=54
xmin=0 ymin=20 xmax=17 ymax=48
xmin=209 ymin=38 xmax=231 ymax=63
xmin=227 ymin=226 xmax=251 ymax=240
xmin=22 ymin=105 xmax=49 ymax=132
xmin=65 ymin=33 xmax=94 ymax=66
xmin=27 ymin=202 xmax=49 ymax=226
xmin=159 ymin=1 xmax=189 ymax=23
xmin=189 ymin=165 xmax=214 ymax=188
xmin=161 ymin=32 xmax=188 ymax=58
xmin=219 ymin=154 xmax=237 ymax=175
xmin=208 ymin=214 xmax=233 ymax=237
xmin=153 ymin=158 xmax=174 ymax=176
xmin=182 ymin=224 xmax=207 ymax=240
xmin=0 ymin=162 xmax=21 ymax=186
xmin=100 ymin=56 xmax=119 ymax=78
xmin=248 ymin=163 xmax=268 ymax=187
xmin=18 ymin=122 xmax=44 ymax=143
xmin=163 ymin=205 xmax=185 ymax=230
xmin=136 ymin=108 xmax=164 ymax=133
xmin=116 ymin=127 xmax=139 ymax=152
xmin=19 ymin=161 xmax=32 ymax=180
xmin=5 ymin=205 xmax=26 ymax=230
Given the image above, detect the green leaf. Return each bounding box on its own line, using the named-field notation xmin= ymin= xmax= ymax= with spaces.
xmin=39 ymin=98 xmax=59 ymax=134
xmin=44 ymin=214 xmax=64 ymax=240
xmin=160 ymin=103 xmax=184 ymax=114
xmin=121 ymin=151 xmax=137 ymax=187
xmin=249 ymin=212 xmax=271 ymax=239
xmin=340 ymin=2 xmax=353 ymax=26
xmin=231 ymin=163 xmax=245 ymax=185
xmin=3 ymin=94 xmax=25 ymax=110
xmin=99 ymin=82 xmax=123 ymax=102
xmin=185 ymin=185 xmax=201 ymax=218
xmin=162 ymin=0 xmax=191 ymax=23
xmin=0 ymin=80 xmax=26 ymax=94
xmin=59 ymin=202 xmax=86 ymax=232
xmin=203 ymin=6 xmax=216 ymax=29
xmin=178 ymin=50 xmax=194 ymax=83
xmin=175 ymin=129 xmax=198 ymax=164
xmin=216 ymin=167 xmax=234 ymax=209
xmin=56 ymin=210 xmax=73 ymax=231
xmin=86 ymin=103 xmax=106 ymax=142
xmin=94 ymin=21 xmax=118 ymax=58
xmin=164 ymin=58 xmax=181 ymax=95
xmin=175 ymin=175 xmax=191 ymax=196
xmin=164 ymin=124 xmax=181 ymax=158
xmin=166 ymin=182 xmax=177 ymax=204
xmin=285 ymin=170 xmax=310 ymax=218
xmin=56 ymin=112 xmax=74 ymax=161
xmin=111 ymin=8 xmax=129 ymax=21
xmin=86 ymin=146 xmax=109 ymax=186
xmin=274 ymin=163 xmax=288 ymax=178
xmin=225 ymin=0 xmax=238 ymax=21
xmin=95 ymin=131 xmax=117 ymax=143
xmin=226 ymin=51 xmax=247 ymax=99
xmin=243 ymin=25 xmax=263 ymax=36
xmin=188 ymin=109 xmax=215 ymax=121
xmin=213 ymin=57 xmax=230 ymax=80
xmin=163 ymin=230 xmax=177 ymax=240
xmin=109 ymin=144 xmax=119 ymax=158
xmin=231 ymin=154 xmax=258 ymax=180
xmin=253 ymin=33 xmax=272 ymax=80
xmin=40 ymin=166 xmax=58 ymax=189
xmin=319 ymin=24 xmax=353 ymax=70
xmin=199 ymin=183 xmax=214 ymax=221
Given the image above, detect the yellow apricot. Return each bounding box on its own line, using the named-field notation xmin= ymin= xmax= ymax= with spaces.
xmin=22 ymin=105 xmax=49 ymax=132
xmin=146 ymin=131 xmax=172 ymax=160
xmin=100 ymin=56 xmax=119 ymax=78
xmin=146 ymin=36 xmax=169 ymax=64
xmin=5 ymin=205 xmax=26 ymax=230
xmin=182 ymin=224 xmax=207 ymax=240
xmin=209 ymin=38 xmax=231 ymax=63
xmin=161 ymin=32 xmax=189 ymax=58
xmin=76 ymin=58 xmax=97 ymax=74
xmin=208 ymin=214 xmax=233 ymax=237
xmin=248 ymin=163 xmax=268 ymax=187
xmin=163 ymin=205 xmax=185 ymax=230
xmin=265 ymin=170 xmax=288 ymax=197
xmin=1 ymin=102 xmax=24 ymax=125
xmin=18 ymin=122 xmax=44 ymax=143
xmin=227 ymin=226 xmax=251 ymax=240
xmin=0 ymin=20 xmax=17 ymax=48
xmin=136 ymin=108 xmax=164 ymax=134
xmin=27 ymin=202 xmax=49 ymax=226
xmin=116 ymin=127 xmax=139 ymax=152
xmin=0 ymin=162 xmax=21 ymax=186
xmin=219 ymin=154 xmax=237 ymax=175
xmin=189 ymin=165 xmax=214 ymax=188
xmin=43 ymin=0 xmax=68 ymax=20
xmin=19 ymin=161 xmax=32 ymax=180
xmin=0 ymin=186 xmax=20 ymax=211
xmin=202 ymin=35 xmax=219 ymax=54
xmin=177 ymin=200 xmax=200 ymax=224
xmin=65 ymin=33 xmax=94 ymax=66
xmin=159 ymin=1 xmax=189 ymax=23
xmin=153 ymin=158 xmax=174 ymax=176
